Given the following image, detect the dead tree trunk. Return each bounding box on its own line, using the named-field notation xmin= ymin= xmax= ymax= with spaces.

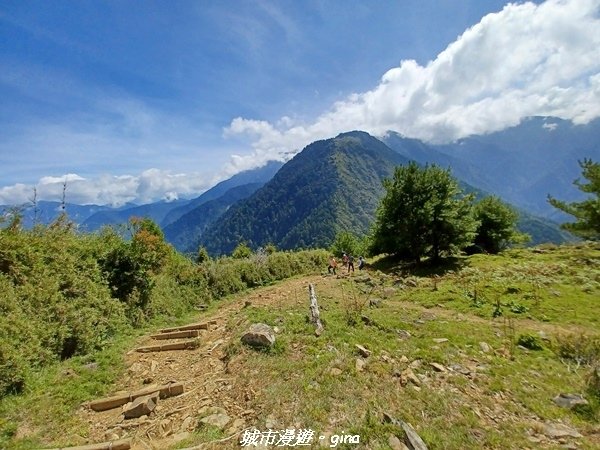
xmin=308 ymin=283 xmax=324 ymax=336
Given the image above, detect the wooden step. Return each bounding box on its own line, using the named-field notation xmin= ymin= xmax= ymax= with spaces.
xmin=151 ymin=329 xmax=201 ymax=340
xmin=158 ymin=319 xmax=217 ymax=334
xmin=45 ymin=438 xmax=131 ymax=450
xmin=135 ymin=339 xmax=199 ymax=353
xmin=89 ymin=382 xmax=184 ymax=412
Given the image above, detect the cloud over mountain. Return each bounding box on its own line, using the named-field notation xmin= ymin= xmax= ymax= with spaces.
xmin=0 ymin=170 xmax=214 ymax=206
xmin=225 ymin=0 xmax=600 ymax=171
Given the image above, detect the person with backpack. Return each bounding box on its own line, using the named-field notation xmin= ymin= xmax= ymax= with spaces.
xmin=328 ymin=256 xmax=338 ymax=275
xmin=358 ymin=256 xmax=365 ymax=270
xmin=347 ymin=254 xmax=355 ymax=272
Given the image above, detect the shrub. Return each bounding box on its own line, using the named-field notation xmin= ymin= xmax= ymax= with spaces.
xmin=517 ymin=333 xmax=544 ymax=350
xmin=0 ymin=213 xmax=327 ymax=399
xmin=554 ymin=334 xmax=600 ymax=365
xmin=232 ymin=242 xmax=252 ymax=259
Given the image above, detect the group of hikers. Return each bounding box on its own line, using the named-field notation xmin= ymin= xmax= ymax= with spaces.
xmin=328 ymin=253 xmax=364 ymax=275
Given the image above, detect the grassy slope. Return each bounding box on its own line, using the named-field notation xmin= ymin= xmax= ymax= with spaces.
xmin=196 ymin=242 xmax=599 ymax=449
xmin=2 ymin=243 xmax=599 ymax=449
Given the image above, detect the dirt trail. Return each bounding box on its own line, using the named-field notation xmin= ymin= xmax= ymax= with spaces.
xmin=77 ymin=275 xmax=325 ymax=450
xmin=76 ymin=271 xmax=597 ymax=449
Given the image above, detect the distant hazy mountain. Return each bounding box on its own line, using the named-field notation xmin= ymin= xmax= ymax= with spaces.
xmin=429 ymin=116 xmax=600 ymax=221
xmin=197 ymin=131 xmax=411 ymax=255
xmin=81 ymin=199 xmax=189 ymax=232
xmin=0 ymin=201 xmax=116 ymax=228
xmin=160 ymin=161 xmax=283 ymax=227
xmin=163 ymin=182 xmax=265 ymax=252
xmin=382 ymin=132 xmax=495 ymax=193
xmin=79 ymin=161 xmax=284 ymax=232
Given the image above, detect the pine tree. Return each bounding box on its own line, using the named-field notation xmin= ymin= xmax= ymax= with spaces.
xmin=548 ymin=158 xmax=600 ymax=240
xmin=472 ymin=196 xmax=528 ymax=253
xmin=370 ymin=162 xmax=477 ymax=262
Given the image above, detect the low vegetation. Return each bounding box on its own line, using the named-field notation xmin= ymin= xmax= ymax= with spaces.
xmin=1 ymin=235 xmax=598 ymax=448
xmin=0 ymin=212 xmax=327 ymax=446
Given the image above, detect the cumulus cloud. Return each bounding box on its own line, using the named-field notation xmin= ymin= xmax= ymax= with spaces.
xmin=224 ymin=0 xmax=600 ymax=170
xmin=0 ymin=170 xmax=217 ymax=206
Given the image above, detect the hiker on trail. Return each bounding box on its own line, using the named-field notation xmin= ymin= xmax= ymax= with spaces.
xmin=328 ymin=256 xmax=338 ymax=275
xmin=348 ymin=255 xmax=355 ymax=272
xmin=342 ymin=253 xmax=349 ymax=269
xmin=358 ymin=256 xmax=365 ymax=270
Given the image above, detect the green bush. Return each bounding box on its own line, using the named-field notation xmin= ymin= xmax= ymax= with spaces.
xmin=554 ymin=334 xmax=600 ymax=365
xmin=0 ymin=212 xmax=327 ymax=398
xmin=0 ymin=219 xmax=127 ymax=396
xmin=517 ymin=333 xmax=544 ymax=350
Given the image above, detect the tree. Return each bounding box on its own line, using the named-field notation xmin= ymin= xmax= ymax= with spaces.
xmin=548 ymin=158 xmax=600 ymax=240
xmin=231 ymin=242 xmax=252 ymax=259
xmin=100 ymin=218 xmax=170 ymax=316
xmin=196 ymin=246 xmax=210 ymax=264
xmin=472 ymin=196 xmax=527 ymax=254
xmin=370 ymin=162 xmax=477 ymax=262
xmin=329 ymin=231 xmax=365 ymax=258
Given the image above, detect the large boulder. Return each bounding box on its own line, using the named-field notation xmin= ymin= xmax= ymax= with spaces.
xmin=241 ymin=323 xmax=276 ymax=348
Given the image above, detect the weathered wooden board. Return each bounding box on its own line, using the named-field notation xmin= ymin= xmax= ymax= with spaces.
xmin=158 ymin=320 xmax=216 ymax=334
xmin=89 ymin=382 xmax=184 ymax=412
xmin=150 ymin=329 xmax=201 ymax=340
xmin=45 ymin=438 xmax=131 ymax=450
xmin=135 ymin=339 xmax=199 ymax=353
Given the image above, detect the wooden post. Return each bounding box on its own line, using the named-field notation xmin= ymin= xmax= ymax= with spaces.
xmin=44 ymin=438 xmax=131 ymax=450
xmin=383 ymin=412 xmax=429 ymax=450
xmin=135 ymin=339 xmax=199 ymax=353
xmin=308 ymin=284 xmax=324 ymax=336
xmin=89 ymin=382 xmax=184 ymax=412
xmin=151 ymin=329 xmax=201 ymax=340
xmin=158 ymin=321 xmax=211 ymax=333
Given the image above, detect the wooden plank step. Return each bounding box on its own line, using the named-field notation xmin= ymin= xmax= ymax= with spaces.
xmin=151 ymin=329 xmax=201 ymax=340
xmin=159 ymin=320 xmax=217 ymax=334
xmin=135 ymin=339 xmax=199 ymax=353
xmin=89 ymin=382 xmax=184 ymax=412
xmin=45 ymin=439 xmax=131 ymax=450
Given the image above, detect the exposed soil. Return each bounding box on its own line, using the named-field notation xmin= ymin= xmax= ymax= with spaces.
xmin=76 ymin=275 xmax=326 ymax=449
xmin=74 ymin=271 xmax=600 ymax=449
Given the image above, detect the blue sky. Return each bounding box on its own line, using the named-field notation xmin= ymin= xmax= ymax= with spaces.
xmin=1 ymin=0 xmax=599 ymax=205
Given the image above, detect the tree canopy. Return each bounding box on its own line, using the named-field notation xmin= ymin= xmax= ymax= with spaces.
xmin=472 ymin=196 xmax=527 ymax=254
xmin=370 ymin=162 xmax=477 ymax=262
xmin=548 ymin=158 xmax=600 ymax=240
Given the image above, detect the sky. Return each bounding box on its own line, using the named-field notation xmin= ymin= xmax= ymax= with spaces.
xmin=1 ymin=0 xmax=599 ymax=206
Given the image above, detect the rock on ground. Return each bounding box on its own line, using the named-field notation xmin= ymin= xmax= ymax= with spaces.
xmin=241 ymin=323 xmax=276 ymax=348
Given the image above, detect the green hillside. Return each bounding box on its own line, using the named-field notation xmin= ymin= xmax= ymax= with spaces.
xmin=1 ymin=225 xmax=599 ymax=449
xmin=198 ymin=131 xmax=410 ymax=255
xmin=197 ymin=131 xmax=571 ymax=256
xmin=163 ymin=182 xmax=265 ymax=252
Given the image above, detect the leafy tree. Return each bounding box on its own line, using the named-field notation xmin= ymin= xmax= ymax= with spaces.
xmin=100 ymin=218 xmax=170 ymax=318
xmin=548 ymin=158 xmax=600 ymax=240
xmin=370 ymin=162 xmax=478 ymax=262
xmin=263 ymin=243 xmax=277 ymax=255
xmin=472 ymin=196 xmax=528 ymax=253
xmin=329 ymin=231 xmax=366 ymax=258
xmin=231 ymin=242 xmax=252 ymax=259
xmin=196 ymin=246 xmax=211 ymax=264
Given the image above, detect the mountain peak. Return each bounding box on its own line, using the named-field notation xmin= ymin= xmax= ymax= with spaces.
xmin=335 ymin=130 xmax=372 ymax=139
xmin=198 ymin=133 xmax=410 ymax=255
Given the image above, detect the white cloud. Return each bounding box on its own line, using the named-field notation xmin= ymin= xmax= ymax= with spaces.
xmin=0 ymin=170 xmax=217 ymax=206
xmin=224 ymin=0 xmax=600 ymax=170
